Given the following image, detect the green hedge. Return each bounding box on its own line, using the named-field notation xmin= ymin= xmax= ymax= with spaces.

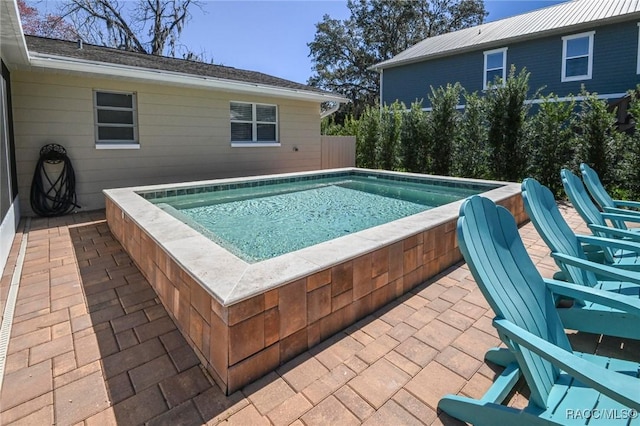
xmin=323 ymin=70 xmax=639 ymax=200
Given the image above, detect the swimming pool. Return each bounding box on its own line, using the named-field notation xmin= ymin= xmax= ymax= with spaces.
xmin=104 ymin=168 xmax=525 ymax=394
xmin=150 ymin=174 xmax=488 ymax=262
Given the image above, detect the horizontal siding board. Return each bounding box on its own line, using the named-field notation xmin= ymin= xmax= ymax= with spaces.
xmin=377 ymin=0 xmax=640 ymax=68
xmin=12 ymin=70 xmax=324 ymax=214
xmin=383 ymin=20 xmax=640 ymax=107
xmin=383 ymin=53 xmax=483 ymax=107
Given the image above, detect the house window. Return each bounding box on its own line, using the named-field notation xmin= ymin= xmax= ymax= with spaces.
xmin=230 ymin=102 xmax=278 ymax=146
xmin=94 ymin=90 xmax=138 ymax=148
xmin=483 ymin=48 xmax=507 ymax=90
xmin=562 ymin=31 xmax=594 ymax=82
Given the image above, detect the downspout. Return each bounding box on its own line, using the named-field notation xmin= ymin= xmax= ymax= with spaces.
xmin=320 ymin=101 xmax=341 ymax=119
xmin=379 ymin=68 xmax=384 ymax=114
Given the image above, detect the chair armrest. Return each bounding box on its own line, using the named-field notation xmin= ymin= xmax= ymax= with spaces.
xmin=588 ymin=224 xmax=640 ymax=241
xmin=602 ymin=212 xmax=640 ymax=224
xmin=493 ymin=318 xmax=640 ymax=411
xmin=543 ymin=278 xmax=640 ymax=316
xmin=576 ymin=234 xmax=640 ymax=253
xmin=603 ymin=206 xmax=640 ymax=216
xmin=551 ymin=252 xmax=640 ymax=286
xmin=613 ymin=199 xmax=640 ymax=209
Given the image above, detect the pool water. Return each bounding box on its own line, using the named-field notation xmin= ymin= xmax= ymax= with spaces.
xmin=151 ymin=176 xmax=481 ymax=262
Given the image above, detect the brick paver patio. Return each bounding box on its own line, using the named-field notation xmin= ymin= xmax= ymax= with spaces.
xmin=0 ymin=204 xmax=638 ymax=425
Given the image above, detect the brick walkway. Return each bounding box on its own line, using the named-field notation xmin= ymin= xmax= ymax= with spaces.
xmin=0 ymin=204 xmax=638 ymax=425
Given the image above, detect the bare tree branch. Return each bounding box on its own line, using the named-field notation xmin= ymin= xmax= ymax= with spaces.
xmin=60 ymin=0 xmax=202 ymax=56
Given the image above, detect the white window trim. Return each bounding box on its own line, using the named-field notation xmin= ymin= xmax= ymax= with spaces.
xmin=561 ymin=31 xmax=594 ymax=82
xmin=95 ymin=144 xmax=140 ymax=150
xmin=483 ymin=47 xmax=508 ymax=90
xmin=94 ymin=90 xmax=138 ymax=148
xmin=637 ymin=23 xmax=640 ymax=74
xmin=230 ymin=101 xmax=279 ymax=146
xmin=231 ymin=142 xmax=281 ymax=148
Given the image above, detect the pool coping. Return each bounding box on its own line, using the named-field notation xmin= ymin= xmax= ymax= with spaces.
xmin=103 ymin=168 xmax=521 ymax=307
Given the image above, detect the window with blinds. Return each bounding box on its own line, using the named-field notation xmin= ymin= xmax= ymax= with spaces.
xmin=230 ymin=102 xmax=278 ymax=144
xmin=94 ymin=90 xmax=138 ymax=146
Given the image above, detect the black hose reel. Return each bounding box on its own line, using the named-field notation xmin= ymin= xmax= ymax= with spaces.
xmin=30 ymin=144 xmax=81 ymax=217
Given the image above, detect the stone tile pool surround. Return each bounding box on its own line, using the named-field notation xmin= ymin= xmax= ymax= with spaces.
xmin=103 ymin=168 xmax=526 ymax=394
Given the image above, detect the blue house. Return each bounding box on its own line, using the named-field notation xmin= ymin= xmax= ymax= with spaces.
xmin=372 ymin=0 xmax=640 ymax=109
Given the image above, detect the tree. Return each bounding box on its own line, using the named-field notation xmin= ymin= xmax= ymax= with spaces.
xmin=18 ymin=0 xmax=77 ymax=40
xmin=60 ymin=0 xmax=202 ymax=56
xmin=308 ymin=0 xmax=487 ymax=120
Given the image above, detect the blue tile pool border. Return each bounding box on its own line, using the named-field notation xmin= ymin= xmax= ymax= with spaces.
xmin=137 ymin=170 xmax=502 ymax=202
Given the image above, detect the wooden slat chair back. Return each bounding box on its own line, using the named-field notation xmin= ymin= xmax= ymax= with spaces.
xmin=580 ymin=163 xmax=640 ymax=229
xmin=457 ymin=195 xmax=571 ymax=408
xmin=561 ymin=169 xmax=616 ymax=262
xmin=521 ymin=178 xmax=598 ymax=288
xmin=580 ymin=163 xmax=616 ymax=211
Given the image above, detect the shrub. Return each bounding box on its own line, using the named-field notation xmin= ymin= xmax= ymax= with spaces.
xmin=400 ymin=101 xmax=429 ymax=173
xmin=452 ymin=91 xmax=488 ymax=178
xmin=622 ymin=87 xmax=640 ymax=199
xmin=574 ymin=89 xmax=624 ymax=187
xmin=529 ymin=94 xmax=576 ymax=197
xmin=485 ymin=66 xmax=532 ymax=181
xmin=377 ymin=101 xmax=403 ymax=170
xmin=321 ymin=114 xmax=357 ymax=136
xmin=355 ymin=105 xmax=380 ymax=168
xmin=428 ymin=83 xmax=462 ymax=176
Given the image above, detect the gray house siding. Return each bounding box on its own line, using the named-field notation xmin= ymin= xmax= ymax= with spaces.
xmin=382 ymin=20 xmax=640 ymax=108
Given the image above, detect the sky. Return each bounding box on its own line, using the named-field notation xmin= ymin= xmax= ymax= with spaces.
xmin=32 ymin=0 xmax=567 ymax=84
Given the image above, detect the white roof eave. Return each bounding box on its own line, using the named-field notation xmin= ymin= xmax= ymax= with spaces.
xmin=0 ymin=0 xmax=30 ymax=68
xmin=28 ymin=53 xmax=348 ymax=104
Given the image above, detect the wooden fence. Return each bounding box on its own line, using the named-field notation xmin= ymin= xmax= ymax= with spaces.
xmin=320 ymin=136 xmax=356 ymax=169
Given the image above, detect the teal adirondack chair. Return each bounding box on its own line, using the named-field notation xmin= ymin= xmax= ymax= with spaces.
xmin=561 ymin=169 xmax=640 ymax=242
xmin=438 ymin=196 xmax=640 ymax=425
xmin=581 ymin=163 xmax=640 ymax=220
xmin=522 ymin=177 xmax=640 ymax=272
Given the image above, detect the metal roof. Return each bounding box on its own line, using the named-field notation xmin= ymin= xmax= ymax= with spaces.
xmin=373 ymin=0 xmax=640 ymax=70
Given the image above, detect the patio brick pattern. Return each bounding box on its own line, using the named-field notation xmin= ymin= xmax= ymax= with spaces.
xmin=0 ymin=203 xmax=638 ymax=425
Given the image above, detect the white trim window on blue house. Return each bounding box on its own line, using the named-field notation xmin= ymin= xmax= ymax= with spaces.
xmin=230 ymin=101 xmax=279 ymax=147
xmin=561 ymin=31 xmax=594 ymax=82
xmin=483 ymin=47 xmax=507 ymax=90
xmin=94 ymin=90 xmax=140 ymax=149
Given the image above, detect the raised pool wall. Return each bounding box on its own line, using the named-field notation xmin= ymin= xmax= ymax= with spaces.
xmin=104 ymin=169 xmax=526 ymax=394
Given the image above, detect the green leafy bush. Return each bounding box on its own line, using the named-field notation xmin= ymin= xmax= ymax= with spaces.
xmin=485 ymin=66 xmax=531 ymax=182
xmin=377 ymin=102 xmax=404 ymax=170
xmin=529 ymin=94 xmax=576 ymax=197
xmin=335 ymin=68 xmax=638 ymax=201
xmin=574 ymin=89 xmax=624 ymax=188
xmin=355 ymin=105 xmax=380 ymax=168
xmin=452 ymin=91 xmax=488 ymax=178
xmin=400 ymin=101 xmax=429 ymax=173
xmin=428 ymin=83 xmax=462 ymax=176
